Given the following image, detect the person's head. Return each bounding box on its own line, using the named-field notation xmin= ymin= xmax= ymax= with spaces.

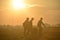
xmin=26 ymin=18 xmax=29 ymax=20
xmin=40 ymin=17 xmax=43 ymax=20
xmin=31 ymin=18 xmax=34 ymax=21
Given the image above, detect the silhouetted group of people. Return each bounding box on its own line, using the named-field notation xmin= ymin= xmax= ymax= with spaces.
xmin=23 ymin=17 xmax=45 ymax=38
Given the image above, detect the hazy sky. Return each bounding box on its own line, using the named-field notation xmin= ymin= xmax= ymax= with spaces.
xmin=0 ymin=0 xmax=60 ymax=25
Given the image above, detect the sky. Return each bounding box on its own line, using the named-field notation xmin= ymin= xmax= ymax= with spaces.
xmin=0 ymin=0 xmax=60 ymax=25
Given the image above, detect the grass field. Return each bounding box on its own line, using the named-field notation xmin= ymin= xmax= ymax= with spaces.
xmin=0 ymin=24 xmax=60 ymax=40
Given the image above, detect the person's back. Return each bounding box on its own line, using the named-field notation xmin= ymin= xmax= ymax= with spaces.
xmin=29 ymin=19 xmax=33 ymax=27
xmin=37 ymin=19 xmax=42 ymax=27
xmin=37 ymin=18 xmax=44 ymax=28
xmin=23 ymin=18 xmax=29 ymax=27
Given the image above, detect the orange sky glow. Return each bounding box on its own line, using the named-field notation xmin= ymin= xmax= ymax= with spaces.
xmin=0 ymin=0 xmax=60 ymax=25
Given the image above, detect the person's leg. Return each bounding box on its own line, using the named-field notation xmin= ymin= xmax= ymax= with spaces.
xmin=24 ymin=28 xmax=25 ymax=35
xmin=39 ymin=28 xmax=43 ymax=40
xmin=24 ymin=28 xmax=27 ymax=36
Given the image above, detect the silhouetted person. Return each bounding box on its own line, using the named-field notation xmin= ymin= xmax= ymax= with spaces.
xmin=23 ymin=18 xmax=29 ymax=36
xmin=37 ymin=17 xmax=45 ymax=39
xmin=28 ymin=18 xmax=34 ymax=34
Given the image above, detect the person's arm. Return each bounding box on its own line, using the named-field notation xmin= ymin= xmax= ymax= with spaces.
xmin=42 ymin=22 xmax=46 ymax=27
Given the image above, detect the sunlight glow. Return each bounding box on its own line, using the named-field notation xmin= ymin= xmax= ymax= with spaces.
xmin=12 ymin=0 xmax=44 ymax=10
xmin=12 ymin=0 xmax=27 ymax=9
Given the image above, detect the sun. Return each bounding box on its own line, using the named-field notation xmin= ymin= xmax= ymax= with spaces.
xmin=12 ymin=0 xmax=27 ymax=9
